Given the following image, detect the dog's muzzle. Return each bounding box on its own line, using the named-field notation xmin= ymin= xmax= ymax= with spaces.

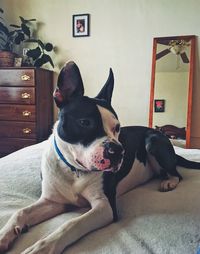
xmin=103 ymin=141 xmax=124 ymax=172
xmin=75 ymin=140 xmax=124 ymax=173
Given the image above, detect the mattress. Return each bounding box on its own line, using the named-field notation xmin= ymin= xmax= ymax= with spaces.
xmin=0 ymin=142 xmax=200 ymax=254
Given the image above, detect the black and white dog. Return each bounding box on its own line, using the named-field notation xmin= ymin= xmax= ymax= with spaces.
xmin=0 ymin=61 xmax=200 ymax=254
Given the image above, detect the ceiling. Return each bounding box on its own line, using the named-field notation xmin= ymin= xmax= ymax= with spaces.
xmin=155 ymin=43 xmax=190 ymax=72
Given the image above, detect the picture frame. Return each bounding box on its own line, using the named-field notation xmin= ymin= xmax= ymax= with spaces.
xmin=154 ymin=99 xmax=165 ymax=112
xmin=72 ymin=14 xmax=90 ymax=37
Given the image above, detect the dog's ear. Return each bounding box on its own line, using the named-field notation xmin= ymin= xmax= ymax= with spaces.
xmin=53 ymin=61 xmax=84 ymax=108
xmin=95 ymin=68 xmax=114 ymax=104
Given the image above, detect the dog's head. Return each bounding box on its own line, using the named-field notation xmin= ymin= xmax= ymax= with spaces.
xmin=53 ymin=61 xmax=124 ymax=172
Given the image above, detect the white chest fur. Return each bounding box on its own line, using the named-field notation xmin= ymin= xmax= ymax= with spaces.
xmin=41 ymin=142 xmax=105 ymax=206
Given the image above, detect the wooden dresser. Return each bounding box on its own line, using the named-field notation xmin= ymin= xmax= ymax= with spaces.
xmin=0 ymin=67 xmax=53 ymax=157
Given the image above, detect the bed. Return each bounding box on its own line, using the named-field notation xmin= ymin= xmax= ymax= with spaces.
xmin=0 ymin=142 xmax=200 ymax=254
xmin=155 ymin=125 xmax=187 ymax=148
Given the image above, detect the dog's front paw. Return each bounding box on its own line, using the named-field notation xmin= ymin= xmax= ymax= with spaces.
xmin=0 ymin=234 xmax=12 ymax=253
xmin=21 ymin=238 xmax=58 ymax=254
xmin=0 ymin=227 xmax=19 ymax=254
xmin=0 ymin=240 xmax=9 ymax=254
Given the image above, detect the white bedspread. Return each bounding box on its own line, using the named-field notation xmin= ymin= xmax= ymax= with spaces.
xmin=0 ymin=142 xmax=200 ymax=254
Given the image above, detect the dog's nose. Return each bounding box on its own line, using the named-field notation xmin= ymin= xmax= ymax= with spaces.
xmin=107 ymin=142 xmax=124 ymax=157
xmin=103 ymin=141 xmax=124 ymax=171
xmin=104 ymin=141 xmax=124 ymax=165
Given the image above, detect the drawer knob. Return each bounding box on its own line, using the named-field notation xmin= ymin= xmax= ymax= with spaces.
xmin=21 ymin=92 xmax=31 ymax=99
xmin=21 ymin=74 xmax=31 ymax=81
xmin=22 ymin=110 xmax=31 ymax=117
xmin=23 ymin=128 xmax=32 ymax=134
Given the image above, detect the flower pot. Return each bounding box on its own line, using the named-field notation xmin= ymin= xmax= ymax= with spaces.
xmin=0 ymin=51 xmax=15 ymax=67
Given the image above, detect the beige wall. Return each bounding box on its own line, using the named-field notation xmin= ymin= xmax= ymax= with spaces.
xmin=153 ymin=72 xmax=188 ymax=127
xmin=1 ymin=0 xmax=200 ymax=128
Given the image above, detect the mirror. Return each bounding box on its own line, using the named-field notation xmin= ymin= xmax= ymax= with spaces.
xmin=149 ymin=35 xmax=195 ymax=148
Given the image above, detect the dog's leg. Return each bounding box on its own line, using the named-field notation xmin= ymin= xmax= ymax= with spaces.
xmin=21 ymin=197 xmax=113 ymax=254
xmin=159 ymin=168 xmax=182 ymax=192
xmin=156 ymin=149 xmax=182 ymax=192
xmin=0 ymin=198 xmax=66 ymax=253
xmin=146 ymin=132 xmax=182 ymax=192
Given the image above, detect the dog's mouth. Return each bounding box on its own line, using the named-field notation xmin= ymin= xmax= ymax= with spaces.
xmin=75 ymin=159 xmax=87 ymax=169
xmin=76 ymin=157 xmax=123 ymax=173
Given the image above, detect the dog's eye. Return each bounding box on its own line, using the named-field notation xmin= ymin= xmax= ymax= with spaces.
xmin=78 ymin=119 xmax=92 ymax=127
xmin=115 ymin=124 xmax=120 ymax=133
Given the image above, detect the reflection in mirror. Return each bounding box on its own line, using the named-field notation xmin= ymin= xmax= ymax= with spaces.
xmin=149 ymin=35 xmax=195 ymax=148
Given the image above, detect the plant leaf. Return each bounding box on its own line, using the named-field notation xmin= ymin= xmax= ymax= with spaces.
xmin=25 ymin=38 xmax=38 ymax=43
xmin=34 ymin=57 xmax=44 ymax=67
xmin=0 ymin=31 xmax=6 ymax=36
xmin=42 ymin=53 xmax=54 ymax=68
xmin=19 ymin=17 xmax=36 ymax=24
xmin=14 ymin=36 xmax=21 ymax=45
xmin=0 ymin=35 xmax=6 ymax=43
xmin=9 ymin=30 xmax=16 ymax=36
xmin=45 ymin=42 xmax=53 ymax=52
xmin=27 ymin=18 xmax=36 ymax=22
xmin=34 ymin=54 xmax=54 ymax=68
xmin=27 ymin=46 xmax=42 ymax=60
xmin=0 ymin=21 xmax=9 ymax=35
xmin=10 ymin=24 xmax=21 ymax=28
xmin=19 ymin=16 xmax=25 ymax=24
xmin=14 ymin=32 xmax=25 ymax=44
xmin=47 ymin=55 xmax=54 ymax=68
xmin=21 ymin=23 xmax=30 ymax=37
xmin=37 ymin=39 xmax=45 ymax=49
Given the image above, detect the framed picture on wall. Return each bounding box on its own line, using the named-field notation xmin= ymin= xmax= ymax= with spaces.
xmin=154 ymin=99 xmax=165 ymax=112
xmin=72 ymin=14 xmax=90 ymax=37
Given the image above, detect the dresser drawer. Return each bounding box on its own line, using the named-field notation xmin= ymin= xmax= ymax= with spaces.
xmin=0 ymin=137 xmax=36 ymax=156
xmin=0 ymin=105 xmax=36 ymax=121
xmin=0 ymin=67 xmax=53 ymax=157
xmin=0 ymin=87 xmax=35 ymax=104
xmin=0 ymin=121 xmax=36 ymax=138
xmin=0 ymin=69 xmax=35 ymax=87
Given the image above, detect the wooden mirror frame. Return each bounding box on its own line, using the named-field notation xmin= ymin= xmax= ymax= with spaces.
xmin=148 ymin=35 xmax=195 ymax=148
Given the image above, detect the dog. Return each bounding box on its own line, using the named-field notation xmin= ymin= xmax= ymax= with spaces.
xmin=0 ymin=61 xmax=200 ymax=254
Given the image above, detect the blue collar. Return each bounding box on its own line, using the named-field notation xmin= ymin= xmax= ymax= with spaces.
xmin=54 ymin=137 xmax=77 ymax=173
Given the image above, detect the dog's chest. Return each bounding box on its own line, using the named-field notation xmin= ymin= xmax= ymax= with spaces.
xmin=43 ymin=158 xmax=105 ymax=206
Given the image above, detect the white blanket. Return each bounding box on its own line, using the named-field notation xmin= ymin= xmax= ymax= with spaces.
xmin=0 ymin=142 xmax=200 ymax=254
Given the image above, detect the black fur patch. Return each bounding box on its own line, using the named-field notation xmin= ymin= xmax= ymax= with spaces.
xmin=58 ymin=97 xmax=103 ymax=146
xmin=58 ymin=96 xmax=118 ymax=147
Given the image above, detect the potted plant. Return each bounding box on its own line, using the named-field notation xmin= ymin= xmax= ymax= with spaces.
xmin=25 ymin=39 xmax=54 ymax=68
xmin=0 ymin=7 xmax=36 ymax=67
